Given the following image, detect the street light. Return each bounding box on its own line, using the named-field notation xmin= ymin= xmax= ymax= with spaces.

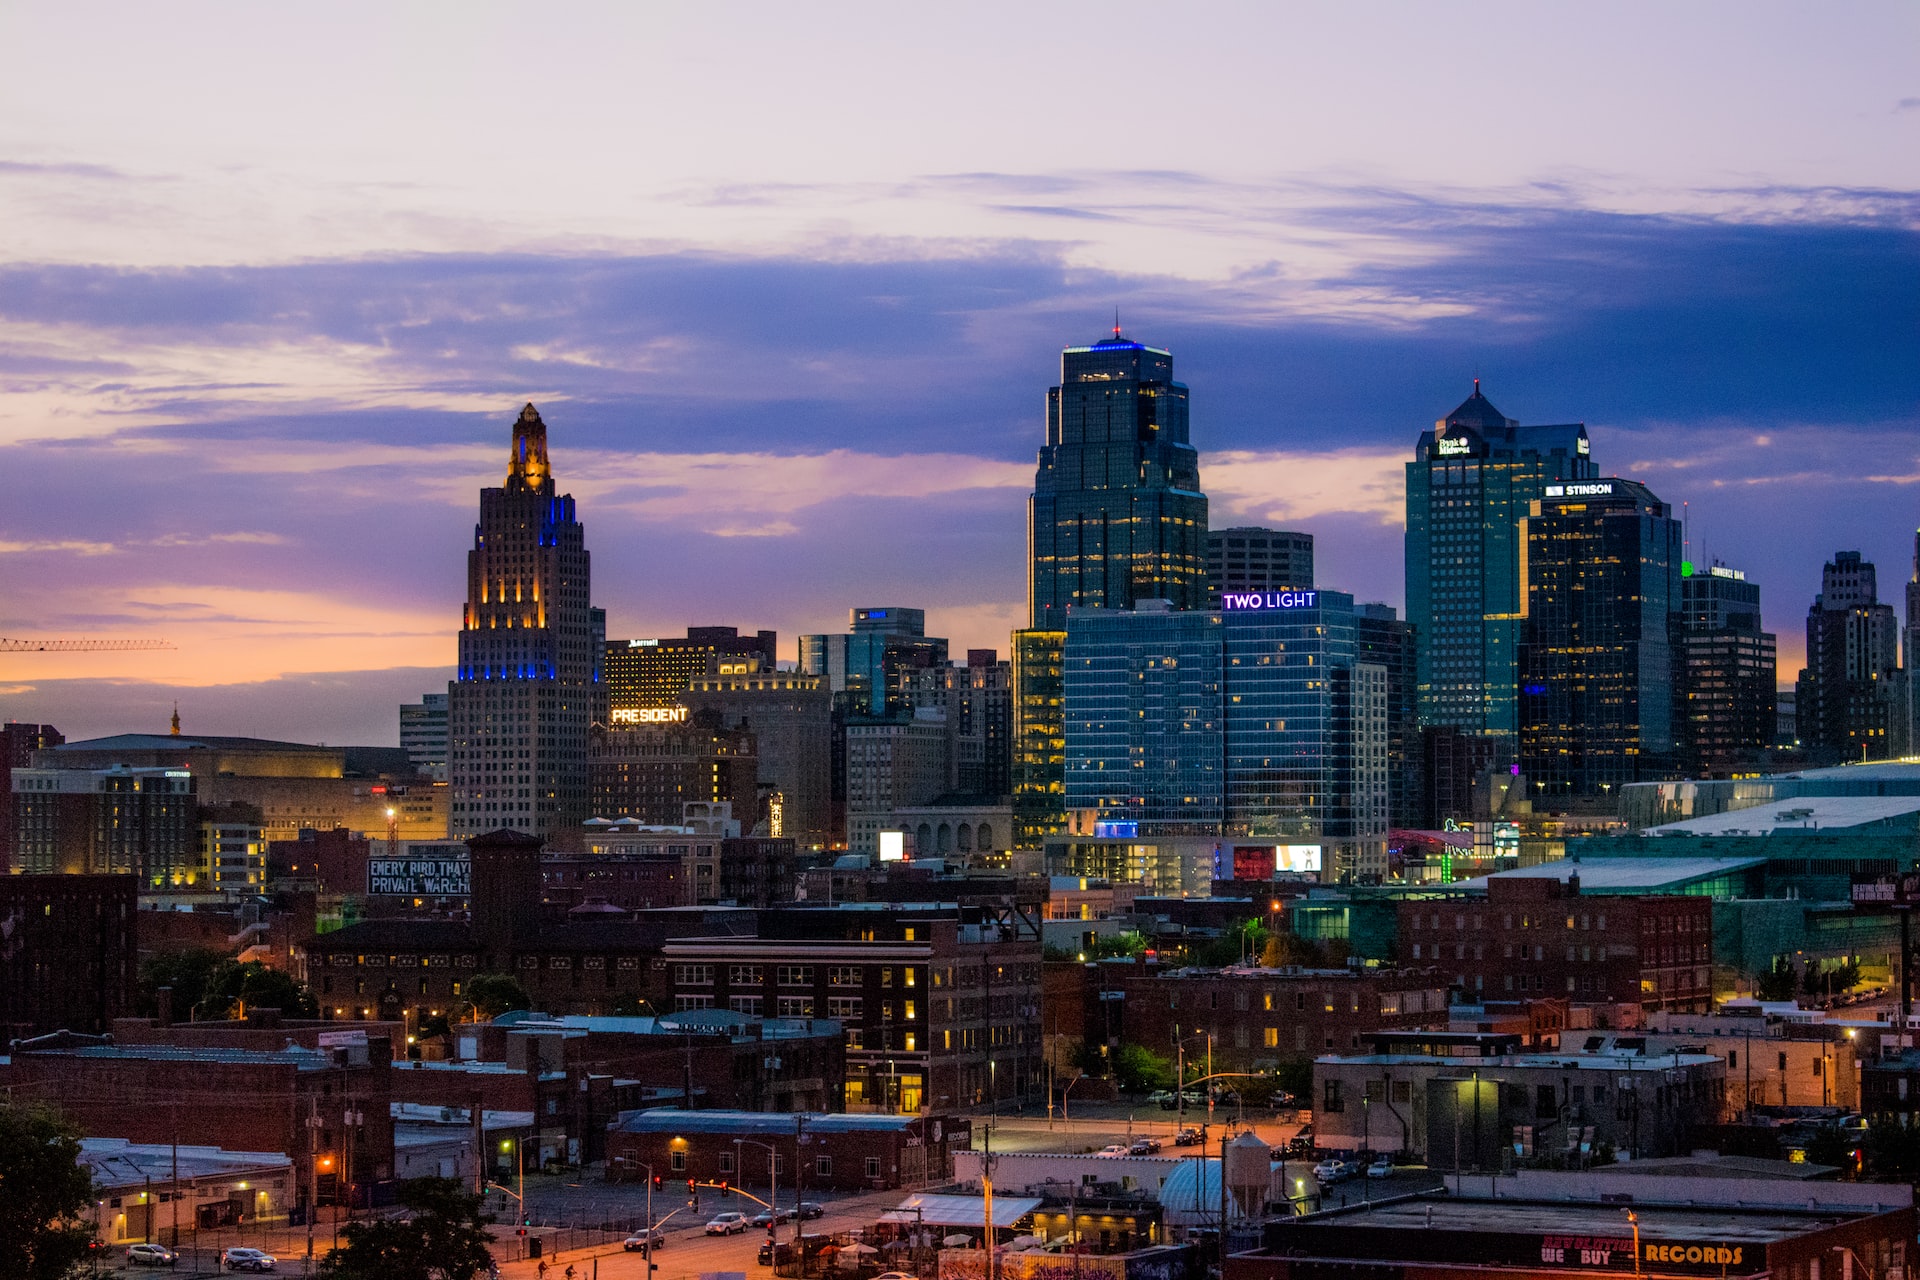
xmin=734 ymin=1138 xmax=782 ymax=1250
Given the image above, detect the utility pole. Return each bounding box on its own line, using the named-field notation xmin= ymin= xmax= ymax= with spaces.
xmin=982 ymin=1124 xmax=995 ymax=1280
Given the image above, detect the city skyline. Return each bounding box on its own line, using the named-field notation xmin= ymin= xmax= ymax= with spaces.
xmin=1 ymin=5 xmax=1916 ymax=746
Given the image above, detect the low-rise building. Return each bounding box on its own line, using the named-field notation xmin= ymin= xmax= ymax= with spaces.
xmin=0 ymin=872 xmax=137 ymax=1038
xmin=604 ymin=1108 xmax=968 ymax=1191
xmin=1312 ymin=1030 xmax=1727 ymax=1167
xmin=82 ymin=1139 xmax=293 ymax=1246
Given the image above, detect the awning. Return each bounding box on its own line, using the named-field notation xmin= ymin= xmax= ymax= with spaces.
xmin=881 ymin=1194 xmax=1043 ymax=1230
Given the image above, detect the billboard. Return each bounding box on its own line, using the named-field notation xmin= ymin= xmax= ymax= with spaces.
xmin=877 ymin=831 xmax=906 ymax=862
xmin=1276 ymin=844 xmax=1322 ymax=874
xmin=368 ymin=850 xmax=470 ymax=896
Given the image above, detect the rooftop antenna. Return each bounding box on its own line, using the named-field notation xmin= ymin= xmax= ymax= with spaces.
xmin=1683 ymin=501 xmax=1690 ymax=571
xmin=1113 ymin=308 xmax=1122 ymax=340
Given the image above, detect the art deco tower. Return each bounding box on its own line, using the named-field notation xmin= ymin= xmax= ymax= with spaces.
xmin=448 ymin=404 xmax=603 ymax=838
xmin=1027 ymin=329 xmax=1208 ymax=629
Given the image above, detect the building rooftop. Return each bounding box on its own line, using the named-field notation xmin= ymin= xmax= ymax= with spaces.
xmin=81 ymin=1139 xmax=290 ymax=1190
xmin=1459 ymin=856 xmax=1766 ymax=892
xmin=1318 ymin=1049 xmax=1721 ymax=1072
xmin=1646 ymin=795 xmax=1920 ymax=835
xmin=1289 ymin=1195 xmax=1889 ymax=1244
xmin=55 ymin=733 xmax=336 ymax=754
xmin=609 ymin=1108 xmax=925 ymax=1135
xmin=17 ymin=1041 xmax=341 ymax=1069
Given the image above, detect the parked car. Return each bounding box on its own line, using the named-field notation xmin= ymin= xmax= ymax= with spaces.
xmin=625 ymin=1228 xmax=668 ymax=1251
xmin=221 ymin=1249 xmax=277 ymax=1274
xmin=750 ymin=1208 xmax=796 ymax=1228
xmin=127 ymin=1244 xmax=179 ymax=1267
xmin=1172 ymin=1126 xmax=1203 ymax=1147
xmin=1128 ymin=1137 xmax=1162 ymax=1155
xmin=707 ymin=1211 xmax=751 ymax=1235
xmin=1179 ymin=1090 xmax=1206 ymax=1107
xmin=1283 ymin=1135 xmax=1314 ymax=1158
xmin=873 ymin=1272 xmax=919 ymax=1280
xmin=1312 ymin=1158 xmax=1350 ymax=1183
xmin=1095 ymin=1143 xmax=1131 ymax=1157
xmin=1269 ymin=1091 xmax=1298 ymax=1109
xmin=797 ymin=1201 xmax=826 ymax=1220
xmin=1147 ymin=1089 xmax=1177 ymax=1108
xmin=1366 ymin=1157 xmax=1394 ymax=1179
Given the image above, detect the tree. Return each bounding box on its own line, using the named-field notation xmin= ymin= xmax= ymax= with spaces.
xmin=1862 ymin=1116 xmax=1918 ymax=1183
xmin=1111 ymin=1043 xmax=1174 ymax=1093
xmin=137 ymin=947 xmax=229 ymax=1016
xmin=1755 ymin=960 xmax=1798 ymax=1002
xmin=463 ymin=973 xmax=532 ymax=1022
xmin=320 ymin=1176 xmax=496 ymax=1280
xmin=1261 ymin=932 xmax=1325 ymax=969
xmin=0 ymin=1103 xmax=97 ymax=1280
xmin=195 ymin=959 xmax=320 ymax=1020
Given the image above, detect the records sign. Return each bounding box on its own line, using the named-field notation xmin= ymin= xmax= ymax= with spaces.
xmin=368 ymin=855 xmax=470 ymax=897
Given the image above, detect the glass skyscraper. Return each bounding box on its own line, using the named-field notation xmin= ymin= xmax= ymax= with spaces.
xmin=1517 ymin=478 xmax=1681 ymax=802
xmin=449 ymin=404 xmax=602 ymax=837
xmin=1029 ymin=332 xmax=1208 ymax=629
xmin=1405 ymin=382 xmax=1596 ymax=745
xmin=1061 ymin=594 xmax=1388 ymax=879
xmin=1676 ymin=562 xmax=1777 ymax=775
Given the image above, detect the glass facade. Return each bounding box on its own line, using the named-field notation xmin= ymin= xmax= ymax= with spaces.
xmin=1029 ymin=336 xmax=1207 ymax=629
xmin=1405 ymin=384 xmax=1596 ymax=746
xmin=799 ymin=608 xmax=947 ymax=718
xmin=1011 ymin=629 xmax=1067 ymax=849
xmin=1677 ymin=564 xmax=1778 ymax=774
xmin=1517 ymin=478 xmax=1682 ymax=803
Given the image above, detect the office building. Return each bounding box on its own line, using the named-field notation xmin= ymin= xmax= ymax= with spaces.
xmin=844 ymin=711 xmax=951 ymax=855
xmin=449 ymin=404 xmax=602 ymax=837
xmin=1029 ymin=330 xmax=1208 ymax=628
xmin=1061 ymin=593 xmax=1389 ymax=881
xmin=800 ymin=608 xmax=948 ymax=718
xmin=197 ymin=801 xmax=266 ymax=893
xmin=1676 ymin=563 xmax=1778 ymax=775
xmin=1517 ymin=478 xmax=1682 ymax=805
xmin=906 ymin=649 xmax=1014 ymax=799
xmin=588 ymin=715 xmax=758 ymax=828
xmin=1206 ymin=527 xmax=1313 ymax=607
xmin=1794 ymin=550 xmax=1906 ymax=764
xmin=11 ymin=765 xmax=196 ymax=883
xmin=1011 ymin=630 xmax=1068 ymax=851
xmin=680 ymin=669 xmax=832 ymax=847
xmin=0 ymin=720 xmax=62 ymax=872
xmin=398 ymin=692 xmax=448 ymax=781
xmin=1406 ymin=382 xmax=1597 ymax=744
xmin=1354 ymin=604 xmax=1421 ymax=827
xmin=605 ymin=626 xmax=778 ymax=715
xmin=1907 ymin=531 xmax=1920 ymax=752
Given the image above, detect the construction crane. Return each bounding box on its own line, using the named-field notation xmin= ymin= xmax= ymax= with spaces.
xmin=0 ymin=637 xmax=175 ymax=652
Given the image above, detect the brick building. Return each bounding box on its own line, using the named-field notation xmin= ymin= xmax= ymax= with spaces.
xmin=1398 ymin=874 xmax=1713 ymax=1013
xmin=1112 ymin=963 xmax=1449 ymax=1073
xmin=0 ymin=721 xmax=62 ymax=871
xmin=266 ymin=826 xmax=371 ymax=894
xmin=663 ymin=903 xmax=1044 ymax=1114
xmin=4 ymin=1030 xmax=395 ymax=1216
xmin=604 ymin=1109 xmax=969 ymax=1192
xmin=0 ymin=872 xmax=137 ymax=1037
xmin=589 ymin=717 xmax=758 ymax=827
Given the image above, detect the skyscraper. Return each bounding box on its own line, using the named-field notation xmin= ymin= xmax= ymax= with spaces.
xmin=1207 ymin=527 xmax=1314 ymax=607
xmin=799 ymin=608 xmax=948 ymax=718
xmin=1354 ymin=603 xmax=1421 ymax=827
xmin=399 ymin=692 xmax=448 ymax=781
xmin=1405 ymin=383 xmax=1596 ymax=746
xmin=605 ymin=627 xmax=778 ymax=715
xmin=1518 ymin=478 xmax=1682 ymax=804
xmin=1795 ymin=550 xmax=1906 ymax=763
xmin=1907 ymin=531 xmax=1920 ymax=752
xmin=1675 ymin=562 xmax=1777 ymax=775
xmin=1029 ymin=330 xmax=1207 ymax=628
xmin=448 ymin=404 xmax=601 ymax=838
xmin=1010 ymin=629 xmax=1067 ymax=850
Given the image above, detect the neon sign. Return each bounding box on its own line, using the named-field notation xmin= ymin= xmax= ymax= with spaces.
xmin=610 ymin=707 xmax=688 ymax=725
xmin=1221 ymin=591 xmax=1318 ymax=611
xmin=1436 ymin=436 xmax=1472 ymax=457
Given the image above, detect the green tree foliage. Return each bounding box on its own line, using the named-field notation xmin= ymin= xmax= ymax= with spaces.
xmin=1862 ymin=1117 xmax=1918 ymax=1183
xmin=0 ymin=1103 xmax=97 ymax=1280
xmin=320 ymin=1176 xmax=496 ymax=1280
xmin=611 ymin=991 xmax=656 ymax=1016
xmin=137 ymin=947 xmax=228 ymax=1016
xmin=1755 ymin=960 xmax=1798 ymax=1002
xmin=1802 ymin=1127 xmax=1861 ymax=1177
xmin=195 ymin=960 xmax=320 ymax=1020
xmin=1112 ymin=1043 xmax=1174 ymax=1093
xmin=463 ymin=973 xmax=532 ymax=1022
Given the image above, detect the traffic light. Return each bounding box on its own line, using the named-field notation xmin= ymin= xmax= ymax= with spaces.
xmin=653 ymin=1174 xmax=662 ymax=1190
xmin=720 ymin=1180 xmax=730 ymax=1197
xmin=687 ymin=1178 xmax=695 ymax=1193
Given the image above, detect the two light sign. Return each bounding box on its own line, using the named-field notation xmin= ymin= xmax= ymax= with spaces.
xmin=1220 ymin=590 xmax=1318 ymax=612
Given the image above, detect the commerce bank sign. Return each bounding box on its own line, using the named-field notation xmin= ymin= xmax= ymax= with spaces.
xmin=1222 ymin=591 xmax=1318 ymax=612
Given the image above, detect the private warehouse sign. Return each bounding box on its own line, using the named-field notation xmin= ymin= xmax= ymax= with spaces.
xmin=368 ymin=855 xmax=470 ymax=897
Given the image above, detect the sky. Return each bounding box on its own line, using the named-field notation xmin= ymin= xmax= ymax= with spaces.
xmin=1 ymin=2 xmax=1917 ymax=746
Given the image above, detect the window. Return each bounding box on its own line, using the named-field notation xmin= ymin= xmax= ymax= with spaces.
xmin=676 ymin=964 xmax=714 ymax=986
xmin=675 ymin=994 xmax=714 ymax=1010
xmin=829 ymin=966 xmax=862 ymax=987
xmin=1323 ymin=1079 xmax=1344 ymax=1113
xmin=779 ymin=996 xmax=814 ymax=1017
xmin=718 ymin=1152 xmax=735 ymax=1174
xmin=778 ymin=965 xmax=815 ymax=986
xmin=815 ymin=1156 xmax=833 ymax=1177
xmin=828 ymin=996 xmax=862 ymax=1019
xmin=1264 ymin=1027 xmax=1279 ymax=1048
xmin=903 ymin=1000 xmax=917 ymax=1020
xmin=670 ymin=1151 xmax=686 ymax=1171
xmin=865 ymin=1157 xmax=882 ymax=1179
xmin=729 ymin=996 xmax=764 ymax=1015
xmin=729 ymin=965 xmax=764 ymax=985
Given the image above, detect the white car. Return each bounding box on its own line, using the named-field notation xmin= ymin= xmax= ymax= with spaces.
xmin=1365 ymin=1158 xmax=1393 ymax=1179
xmin=707 ymin=1211 xmax=750 ymax=1235
xmin=1312 ymin=1159 xmax=1349 ymax=1182
xmin=127 ymin=1244 xmax=180 ymax=1267
xmin=1095 ymin=1144 xmax=1131 ymax=1157
xmin=221 ymin=1249 xmax=277 ymax=1274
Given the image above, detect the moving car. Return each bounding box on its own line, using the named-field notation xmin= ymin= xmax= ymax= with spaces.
xmin=1128 ymin=1137 xmax=1162 ymax=1155
xmin=707 ymin=1211 xmax=751 ymax=1235
xmin=1172 ymin=1126 xmax=1203 ymax=1147
xmin=749 ymin=1208 xmax=796 ymax=1228
xmin=797 ymin=1201 xmax=826 ymax=1220
xmin=1095 ymin=1143 xmax=1131 ymax=1157
xmin=127 ymin=1244 xmax=179 ymax=1267
xmin=1366 ymin=1157 xmax=1394 ymax=1179
xmin=624 ymin=1228 xmax=667 ymax=1251
xmin=221 ymin=1249 xmax=277 ymax=1274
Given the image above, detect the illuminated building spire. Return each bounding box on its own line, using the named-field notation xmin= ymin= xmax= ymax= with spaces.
xmin=506 ymin=402 xmax=552 ymax=494
xmin=169 ymin=703 xmax=180 ymax=736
